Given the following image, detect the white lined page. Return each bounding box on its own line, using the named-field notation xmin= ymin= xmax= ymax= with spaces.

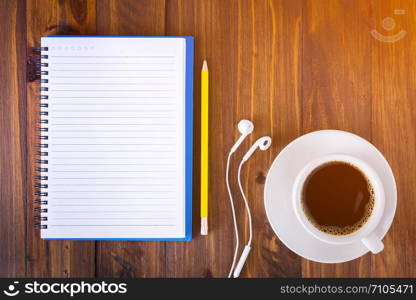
xmin=40 ymin=37 xmax=186 ymax=239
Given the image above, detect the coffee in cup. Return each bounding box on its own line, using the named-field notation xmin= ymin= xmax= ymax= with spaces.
xmin=292 ymin=154 xmax=385 ymax=254
xmin=301 ymin=161 xmax=375 ymax=236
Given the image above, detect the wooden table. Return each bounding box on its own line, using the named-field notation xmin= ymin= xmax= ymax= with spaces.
xmin=1 ymin=0 xmax=415 ymax=278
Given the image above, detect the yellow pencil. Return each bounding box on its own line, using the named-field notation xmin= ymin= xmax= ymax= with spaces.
xmin=200 ymin=59 xmax=209 ymax=235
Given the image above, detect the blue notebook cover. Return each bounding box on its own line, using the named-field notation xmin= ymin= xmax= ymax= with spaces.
xmin=45 ymin=36 xmax=194 ymax=241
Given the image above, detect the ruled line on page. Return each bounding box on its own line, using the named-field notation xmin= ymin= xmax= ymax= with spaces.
xmin=47 ymin=225 xmax=176 ymax=227
xmin=53 ymin=76 xmax=174 ymax=78
xmin=48 ymin=204 xmax=175 ymax=207
xmin=52 ymin=177 xmax=174 ymax=179
xmin=51 ymin=109 xmax=175 ymax=112
xmin=51 ymin=144 xmax=175 ymax=146
xmin=48 ymin=202 xmax=175 ymax=205
xmin=52 ymin=62 xmax=175 ymax=65
xmin=49 ymin=55 xmax=176 ymax=58
xmin=52 ymin=183 xmax=176 ymax=185
xmin=51 ymin=166 xmax=176 ymax=169
xmin=51 ymin=69 xmax=175 ymax=72
xmin=50 ymin=136 xmax=175 ymax=139
xmin=52 ymin=89 xmax=176 ymax=92
xmin=53 ymin=96 xmax=171 ymax=98
xmin=52 ymin=130 xmax=176 ymax=132
xmin=52 ymin=83 xmax=175 ymax=85
xmin=49 ymin=210 xmax=173 ymax=213
xmin=51 ymin=158 xmax=175 ymax=161
xmin=50 ymin=192 xmax=175 ymax=194
xmin=51 ymin=191 xmax=175 ymax=193
xmin=52 ymin=170 xmax=176 ymax=172
xmin=51 ymin=104 xmax=174 ymax=107
xmin=51 ymin=151 xmax=176 ymax=153
xmin=49 ymin=197 xmax=175 ymax=200
xmin=51 ymin=119 xmax=175 ymax=122
xmin=51 ymin=123 xmax=176 ymax=125
xmin=48 ymin=217 xmax=175 ymax=220
xmin=52 ymin=156 xmax=173 ymax=159
xmin=50 ymin=204 xmax=175 ymax=207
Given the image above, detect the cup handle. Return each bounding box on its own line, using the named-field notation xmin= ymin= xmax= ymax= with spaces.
xmin=362 ymin=233 xmax=384 ymax=254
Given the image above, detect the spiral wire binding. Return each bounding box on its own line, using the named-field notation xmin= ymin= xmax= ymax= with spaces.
xmin=33 ymin=46 xmax=49 ymax=230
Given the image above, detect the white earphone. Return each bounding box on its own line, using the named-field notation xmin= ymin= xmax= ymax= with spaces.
xmin=225 ymin=120 xmax=253 ymax=277
xmin=230 ymin=120 xmax=254 ymax=153
xmin=226 ymin=120 xmax=272 ymax=278
xmin=242 ymin=136 xmax=272 ymax=162
xmin=232 ymin=136 xmax=271 ymax=278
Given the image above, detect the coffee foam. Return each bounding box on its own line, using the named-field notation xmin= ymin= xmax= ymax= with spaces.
xmin=301 ymin=162 xmax=375 ymax=236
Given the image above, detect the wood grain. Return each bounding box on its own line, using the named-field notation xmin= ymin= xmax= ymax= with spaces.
xmin=370 ymin=0 xmax=416 ymax=277
xmin=0 ymin=0 xmax=415 ymax=277
xmin=96 ymin=0 xmax=165 ymax=36
xmin=236 ymin=0 xmax=303 ymax=277
xmin=0 ymin=0 xmax=27 ymax=277
xmin=57 ymin=0 xmax=97 ymax=35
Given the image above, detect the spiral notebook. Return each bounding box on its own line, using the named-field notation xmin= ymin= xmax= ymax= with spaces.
xmin=36 ymin=36 xmax=193 ymax=240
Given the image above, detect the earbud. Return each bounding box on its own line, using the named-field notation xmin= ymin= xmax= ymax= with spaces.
xmin=230 ymin=120 xmax=254 ymax=153
xmin=242 ymin=136 xmax=272 ymax=162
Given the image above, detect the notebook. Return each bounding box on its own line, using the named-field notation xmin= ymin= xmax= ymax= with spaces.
xmin=35 ymin=36 xmax=193 ymax=240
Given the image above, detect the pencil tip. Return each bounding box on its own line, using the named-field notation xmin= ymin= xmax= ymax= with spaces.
xmin=202 ymin=59 xmax=208 ymax=71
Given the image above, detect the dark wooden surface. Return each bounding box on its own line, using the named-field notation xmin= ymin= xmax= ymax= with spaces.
xmin=1 ymin=0 xmax=415 ymax=277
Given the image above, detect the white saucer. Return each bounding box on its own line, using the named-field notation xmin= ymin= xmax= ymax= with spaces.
xmin=264 ymin=130 xmax=397 ymax=263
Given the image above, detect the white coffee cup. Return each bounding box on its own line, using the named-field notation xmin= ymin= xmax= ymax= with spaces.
xmin=292 ymin=154 xmax=385 ymax=254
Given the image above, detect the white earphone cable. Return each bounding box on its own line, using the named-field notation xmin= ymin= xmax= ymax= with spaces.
xmin=237 ymin=160 xmax=253 ymax=247
xmin=226 ymin=133 xmax=271 ymax=278
xmin=226 ymin=151 xmax=239 ymax=278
